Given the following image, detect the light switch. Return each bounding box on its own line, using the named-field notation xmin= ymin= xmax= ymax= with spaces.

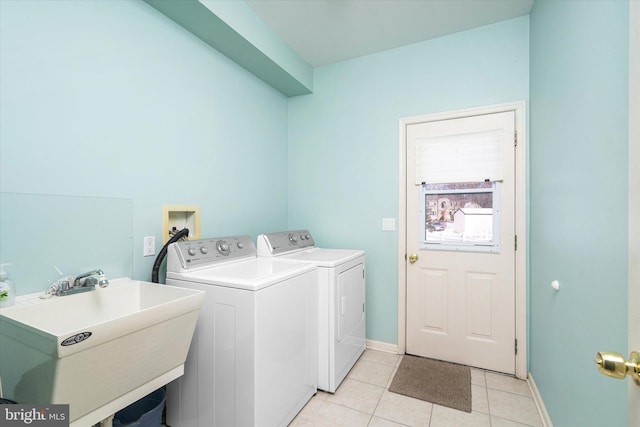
xmin=382 ymin=218 xmax=396 ymax=231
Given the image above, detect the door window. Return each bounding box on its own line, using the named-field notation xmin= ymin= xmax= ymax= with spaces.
xmin=420 ymin=181 xmax=501 ymax=252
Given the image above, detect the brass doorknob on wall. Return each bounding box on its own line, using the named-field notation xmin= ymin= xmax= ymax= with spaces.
xmin=595 ymin=351 xmax=640 ymax=385
xmin=408 ymin=253 xmax=418 ymax=263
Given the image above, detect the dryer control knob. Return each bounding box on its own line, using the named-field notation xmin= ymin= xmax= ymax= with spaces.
xmin=237 ymin=242 xmax=244 ymax=249
xmin=200 ymin=246 xmax=208 ymax=254
xmin=187 ymin=248 xmax=196 ymax=256
xmin=289 ymin=233 xmax=298 ymax=244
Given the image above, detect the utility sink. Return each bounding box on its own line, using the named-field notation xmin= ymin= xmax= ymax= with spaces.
xmin=0 ymin=278 xmax=204 ymax=426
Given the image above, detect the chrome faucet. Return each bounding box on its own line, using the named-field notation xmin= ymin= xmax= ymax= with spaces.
xmin=47 ymin=269 xmax=109 ymax=296
xmin=74 ymin=269 xmax=109 ymax=289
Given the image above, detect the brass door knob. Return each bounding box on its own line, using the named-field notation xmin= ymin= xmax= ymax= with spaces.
xmin=595 ymin=351 xmax=640 ymax=385
xmin=408 ymin=253 xmax=418 ymax=263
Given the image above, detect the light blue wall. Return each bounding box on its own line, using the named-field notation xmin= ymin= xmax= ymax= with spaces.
xmin=529 ymin=1 xmax=629 ymax=426
xmin=0 ymin=0 xmax=289 ymax=291
xmin=0 ymin=193 xmax=134 ymax=293
xmin=288 ymin=17 xmax=529 ymax=344
xmin=2 ymin=3 xmax=632 ymax=424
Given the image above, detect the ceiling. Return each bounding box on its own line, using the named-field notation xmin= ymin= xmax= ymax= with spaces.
xmin=245 ymin=0 xmax=534 ymax=67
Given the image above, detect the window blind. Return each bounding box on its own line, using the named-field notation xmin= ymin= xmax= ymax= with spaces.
xmin=414 ymin=129 xmax=504 ymax=185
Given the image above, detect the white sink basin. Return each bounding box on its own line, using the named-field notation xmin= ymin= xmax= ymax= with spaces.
xmin=0 ymin=278 xmax=204 ymax=426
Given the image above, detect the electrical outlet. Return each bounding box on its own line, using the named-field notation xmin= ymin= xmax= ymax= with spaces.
xmin=143 ymin=236 xmax=156 ymax=257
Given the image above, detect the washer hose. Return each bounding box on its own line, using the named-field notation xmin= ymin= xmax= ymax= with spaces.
xmin=151 ymin=228 xmax=189 ymax=283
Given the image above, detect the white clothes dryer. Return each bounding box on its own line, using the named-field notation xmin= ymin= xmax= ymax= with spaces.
xmin=165 ymin=235 xmax=318 ymax=427
xmin=257 ymin=230 xmax=366 ymax=393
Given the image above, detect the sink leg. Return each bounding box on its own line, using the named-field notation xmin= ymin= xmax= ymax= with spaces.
xmin=99 ymin=413 xmax=114 ymax=427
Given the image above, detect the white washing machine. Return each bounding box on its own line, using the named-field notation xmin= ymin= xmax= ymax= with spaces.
xmin=257 ymin=230 xmax=366 ymax=393
xmin=165 ymin=235 xmax=318 ymax=427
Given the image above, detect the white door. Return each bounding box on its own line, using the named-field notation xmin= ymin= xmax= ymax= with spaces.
xmin=405 ymin=111 xmax=516 ymax=374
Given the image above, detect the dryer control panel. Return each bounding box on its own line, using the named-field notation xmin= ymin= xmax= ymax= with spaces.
xmin=257 ymin=230 xmax=315 ymax=256
xmin=168 ymin=235 xmax=256 ymax=270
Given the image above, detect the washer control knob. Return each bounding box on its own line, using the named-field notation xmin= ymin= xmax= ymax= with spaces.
xmin=289 ymin=233 xmax=298 ymax=244
xmin=200 ymin=246 xmax=208 ymax=254
xmin=305 ymin=234 xmax=310 ymax=240
xmin=187 ymin=248 xmax=197 ymax=256
xmin=237 ymin=242 xmax=244 ymax=249
xmin=217 ymin=241 xmax=230 ymax=255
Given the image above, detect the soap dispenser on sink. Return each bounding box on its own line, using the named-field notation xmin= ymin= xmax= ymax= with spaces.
xmin=0 ymin=263 xmax=15 ymax=308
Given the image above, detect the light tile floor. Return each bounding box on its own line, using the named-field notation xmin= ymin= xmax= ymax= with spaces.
xmin=290 ymin=349 xmax=544 ymax=427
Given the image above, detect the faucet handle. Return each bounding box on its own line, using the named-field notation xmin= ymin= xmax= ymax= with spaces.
xmin=78 ymin=276 xmax=98 ymax=287
xmin=45 ymin=276 xmax=72 ymax=296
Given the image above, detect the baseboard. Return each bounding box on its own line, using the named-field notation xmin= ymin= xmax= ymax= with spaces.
xmin=528 ymin=372 xmax=553 ymax=427
xmin=365 ymin=339 xmax=399 ymax=354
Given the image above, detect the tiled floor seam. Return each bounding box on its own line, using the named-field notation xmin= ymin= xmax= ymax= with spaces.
xmin=492 ymin=415 xmax=538 ymax=427
xmin=367 ymin=386 xmax=395 ymax=427
xmin=372 ymin=414 xmax=412 ymax=427
xmin=486 ymin=385 xmax=533 ymax=397
xmin=325 ymin=396 xmax=378 ymax=417
xmin=348 ymin=376 xmax=388 ymax=390
xmin=485 ymin=381 xmax=493 ymax=425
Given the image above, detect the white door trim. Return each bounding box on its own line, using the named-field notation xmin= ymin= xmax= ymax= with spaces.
xmin=398 ymin=101 xmax=527 ymax=379
xmin=628 ymin=1 xmax=639 ymax=424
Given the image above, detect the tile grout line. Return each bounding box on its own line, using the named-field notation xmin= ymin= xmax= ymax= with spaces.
xmin=370 ymin=353 xmax=400 ymax=426
xmin=484 ymin=371 xmax=494 ymax=427
xmin=371 ymin=352 xmax=420 ymax=427
xmin=484 ymin=371 xmax=543 ymax=427
xmin=486 ymin=385 xmax=536 ymax=399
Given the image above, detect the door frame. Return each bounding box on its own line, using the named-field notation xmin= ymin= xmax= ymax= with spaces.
xmin=629 ymin=1 xmax=639 ymax=423
xmin=397 ymin=101 xmax=528 ymax=379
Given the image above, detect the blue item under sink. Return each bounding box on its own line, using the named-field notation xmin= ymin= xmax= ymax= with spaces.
xmin=113 ymin=388 xmax=165 ymax=427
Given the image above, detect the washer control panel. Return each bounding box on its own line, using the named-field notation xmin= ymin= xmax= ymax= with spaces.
xmin=169 ymin=235 xmax=256 ymax=269
xmin=257 ymin=230 xmax=315 ymax=255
